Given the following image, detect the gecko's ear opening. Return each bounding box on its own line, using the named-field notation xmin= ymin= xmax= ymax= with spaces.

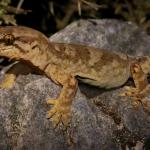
xmin=4 ymin=34 xmax=15 ymax=45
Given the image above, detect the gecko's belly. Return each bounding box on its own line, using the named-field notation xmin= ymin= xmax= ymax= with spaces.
xmin=77 ymin=66 xmax=130 ymax=89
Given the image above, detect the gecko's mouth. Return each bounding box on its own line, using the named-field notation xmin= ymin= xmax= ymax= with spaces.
xmin=0 ymin=56 xmax=17 ymax=65
xmin=0 ymin=56 xmax=46 ymax=80
xmin=0 ymin=57 xmax=15 ymax=67
xmin=0 ymin=45 xmax=14 ymax=53
xmin=0 ymin=57 xmax=18 ymax=72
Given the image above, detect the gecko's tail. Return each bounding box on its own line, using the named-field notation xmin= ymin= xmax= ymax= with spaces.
xmin=137 ymin=56 xmax=150 ymax=75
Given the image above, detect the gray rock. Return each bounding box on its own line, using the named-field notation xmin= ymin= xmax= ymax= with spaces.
xmin=0 ymin=19 xmax=150 ymax=150
xmin=50 ymin=19 xmax=150 ymax=56
xmin=0 ymin=75 xmax=67 ymax=150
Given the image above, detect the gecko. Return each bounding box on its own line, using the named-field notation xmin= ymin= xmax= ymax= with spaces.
xmin=0 ymin=26 xmax=150 ymax=126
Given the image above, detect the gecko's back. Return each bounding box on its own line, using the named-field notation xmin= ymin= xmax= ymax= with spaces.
xmin=48 ymin=42 xmax=131 ymax=88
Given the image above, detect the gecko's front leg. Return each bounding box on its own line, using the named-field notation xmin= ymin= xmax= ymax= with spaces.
xmin=0 ymin=62 xmax=32 ymax=89
xmin=46 ymin=66 xmax=77 ymax=127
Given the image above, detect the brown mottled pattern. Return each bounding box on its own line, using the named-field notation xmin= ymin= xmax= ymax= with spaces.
xmin=0 ymin=26 xmax=132 ymax=88
xmin=49 ymin=42 xmax=129 ymax=70
xmin=138 ymin=56 xmax=150 ymax=74
xmin=49 ymin=43 xmax=91 ymax=64
xmin=131 ymin=62 xmax=148 ymax=91
xmin=46 ymin=42 xmax=130 ymax=88
xmin=93 ymin=50 xmax=128 ymax=71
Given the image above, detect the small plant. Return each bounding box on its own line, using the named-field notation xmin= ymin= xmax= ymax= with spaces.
xmin=0 ymin=0 xmax=16 ymax=25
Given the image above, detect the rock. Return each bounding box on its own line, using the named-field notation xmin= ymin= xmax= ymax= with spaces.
xmin=50 ymin=19 xmax=150 ymax=56
xmin=0 ymin=19 xmax=150 ymax=150
xmin=0 ymin=75 xmax=67 ymax=150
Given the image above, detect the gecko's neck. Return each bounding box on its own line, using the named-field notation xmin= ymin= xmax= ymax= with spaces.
xmin=22 ymin=52 xmax=50 ymax=71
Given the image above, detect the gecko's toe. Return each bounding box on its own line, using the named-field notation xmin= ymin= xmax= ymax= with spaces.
xmin=0 ymin=83 xmax=13 ymax=89
xmin=46 ymin=108 xmax=57 ymax=119
xmin=51 ymin=114 xmax=62 ymax=128
xmin=61 ymin=113 xmax=71 ymax=126
xmin=46 ymin=99 xmax=71 ymax=127
xmin=47 ymin=108 xmax=69 ymax=128
xmin=120 ymin=86 xmax=138 ymax=97
xmin=0 ymin=74 xmax=16 ymax=89
xmin=46 ymin=99 xmax=57 ymax=105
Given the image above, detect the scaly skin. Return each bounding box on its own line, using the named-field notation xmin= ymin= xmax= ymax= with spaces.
xmin=0 ymin=26 xmax=150 ymax=126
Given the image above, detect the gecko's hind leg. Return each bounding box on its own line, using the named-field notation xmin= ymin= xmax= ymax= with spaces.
xmin=120 ymin=62 xmax=148 ymax=97
xmin=120 ymin=62 xmax=150 ymax=107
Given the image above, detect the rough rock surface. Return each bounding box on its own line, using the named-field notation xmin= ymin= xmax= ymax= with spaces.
xmin=0 ymin=19 xmax=150 ymax=150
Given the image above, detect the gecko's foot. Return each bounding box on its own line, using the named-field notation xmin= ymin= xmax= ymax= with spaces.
xmin=0 ymin=82 xmax=13 ymax=89
xmin=0 ymin=74 xmax=16 ymax=89
xmin=120 ymin=86 xmax=150 ymax=107
xmin=120 ymin=86 xmax=139 ymax=97
xmin=46 ymin=99 xmax=71 ymax=127
xmin=120 ymin=86 xmax=150 ymax=97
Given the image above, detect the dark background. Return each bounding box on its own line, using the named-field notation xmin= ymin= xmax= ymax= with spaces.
xmin=0 ymin=0 xmax=150 ymax=35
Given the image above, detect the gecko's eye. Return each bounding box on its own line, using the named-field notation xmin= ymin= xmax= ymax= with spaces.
xmin=3 ymin=34 xmax=15 ymax=45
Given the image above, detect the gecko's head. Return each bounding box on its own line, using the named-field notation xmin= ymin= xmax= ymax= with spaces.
xmin=0 ymin=26 xmax=48 ymax=61
xmin=0 ymin=31 xmax=32 ymax=60
xmin=0 ymin=33 xmax=19 ymax=58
